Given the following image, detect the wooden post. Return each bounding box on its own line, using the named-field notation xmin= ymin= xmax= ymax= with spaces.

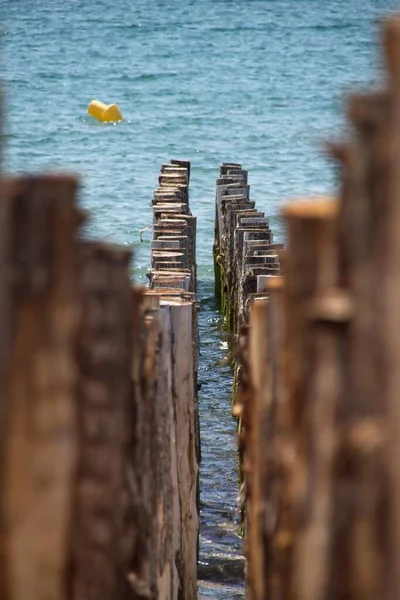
xmin=327 ymin=18 xmax=400 ymax=600
xmin=213 ymin=163 xmax=278 ymax=337
xmin=0 ymin=175 xmax=82 ymax=600
xmin=127 ymin=285 xmax=159 ymax=599
xmin=280 ymin=198 xmax=339 ymax=600
xmin=70 ymin=242 xmax=134 ymax=600
xmin=154 ymin=306 xmax=181 ymax=600
xmin=170 ymin=301 xmax=199 ymax=600
xmin=146 ymin=159 xmax=199 ymax=599
xmin=381 ymin=19 xmax=400 ymax=600
xmin=246 ymin=299 xmax=269 ymax=600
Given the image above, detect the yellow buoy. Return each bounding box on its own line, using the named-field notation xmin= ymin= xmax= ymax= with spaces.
xmin=88 ymin=100 xmax=123 ymax=122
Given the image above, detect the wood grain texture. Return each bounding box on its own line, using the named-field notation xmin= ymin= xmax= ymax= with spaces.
xmin=0 ymin=175 xmax=82 ymax=600
xmin=70 ymin=242 xmax=134 ymax=600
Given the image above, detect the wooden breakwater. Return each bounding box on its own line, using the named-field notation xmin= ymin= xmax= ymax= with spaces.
xmin=0 ymin=162 xmax=198 ymax=600
xmin=149 ymin=159 xmax=196 ymax=294
xmin=233 ymin=16 xmax=400 ymax=600
xmin=147 ymin=157 xmax=200 ymax=477
xmin=146 ymin=158 xmax=199 ymax=599
xmin=213 ymin=163 xmax=282 ymax=336
xmin=212 ymin=163 xmax=283 ymax=515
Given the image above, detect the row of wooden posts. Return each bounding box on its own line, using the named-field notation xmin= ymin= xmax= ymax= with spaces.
xmin=0 ymin=160 xmax=199 ymax=599
xmin=212 ymin=161 xmax=283 ymax=516
xmin=217 ymin=17 xmax=400 ymax=600
xmin=213 ymin=162 xmax=282 ymax=336
xmin=146 ymin=159 xmax=199 ymax=599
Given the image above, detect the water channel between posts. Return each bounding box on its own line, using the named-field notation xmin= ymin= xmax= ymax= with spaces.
xmin=197 ymin=279 xmax=245 ymax=599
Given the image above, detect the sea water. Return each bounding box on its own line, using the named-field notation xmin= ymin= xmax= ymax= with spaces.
xmin=1 ymin=1 xmax=396 ymax=597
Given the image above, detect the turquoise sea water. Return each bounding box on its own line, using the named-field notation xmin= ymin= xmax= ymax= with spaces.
xmin=1 ymin=1 xmax=397 ymax=597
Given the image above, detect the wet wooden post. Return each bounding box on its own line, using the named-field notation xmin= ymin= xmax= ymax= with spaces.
xmin=153 ymin=301 xmax=199 ymax=600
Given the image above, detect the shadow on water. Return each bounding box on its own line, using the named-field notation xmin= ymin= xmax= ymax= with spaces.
xmin=197 ymin=279 xmax=245 ymax=599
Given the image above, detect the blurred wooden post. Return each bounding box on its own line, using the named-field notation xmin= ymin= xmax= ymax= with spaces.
xmin=276 ymin=198 xmax=338 ymax=600
xmin=245 ymin=277 xmax=287 ymax=600
xmin=328 ymin=17 xmax=400 ymax=600
xmin=70 ymin=242 xmax=134 ymax=600
xmin=0 ymin=175 xmax=82 ymax=600
xmin=380 ymin=19 xmax=400 ymax=600
xmin=328 ymin=128 xmax=388 ymax=598
xmin=323 ymin=22 xmax=400 ymax=598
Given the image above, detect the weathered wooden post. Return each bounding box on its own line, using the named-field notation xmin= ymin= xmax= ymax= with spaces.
xmin=282 ymin=198 xmax=341 ymax=600
xmin=70 ymin=242 xmax=135 ymax=600
xmin=245 ymin=275 xmax=287 ymax=600
xmin=213 ymin=163 xmax=279 ymax=337
xmin=380 ymin=20 xmax=400 ymax=600
xmin=146 ymin=159 xmax=199 ymax=600
xmin=326 ymin=18 xmax=400 ymax=599
xmin=245 ymin=297 xmax=270 ymax=600
xmin=0 ymin=175 xmax=82 ymax=600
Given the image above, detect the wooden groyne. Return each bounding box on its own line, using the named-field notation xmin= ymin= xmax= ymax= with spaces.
xmin=149 ymin=159 xmax=196 ymax=294
xmin=234 ymin=16 xmax=400 ymax=600
xmin=213 ymin=163 xmax=281 ymax=336
xmin=0 ymin=162 xmax=199 ymax=599
xmin=212 ymin=163 xmax=283 ymax=512
xmin=147 ymin=158 xmax=200 ymax=477
xmin=146 ymin=158 xmax=199 ymax=599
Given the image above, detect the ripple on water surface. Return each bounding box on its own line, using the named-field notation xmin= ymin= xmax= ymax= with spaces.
xmin=197 ymin=281 xmax=244 ymax=596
